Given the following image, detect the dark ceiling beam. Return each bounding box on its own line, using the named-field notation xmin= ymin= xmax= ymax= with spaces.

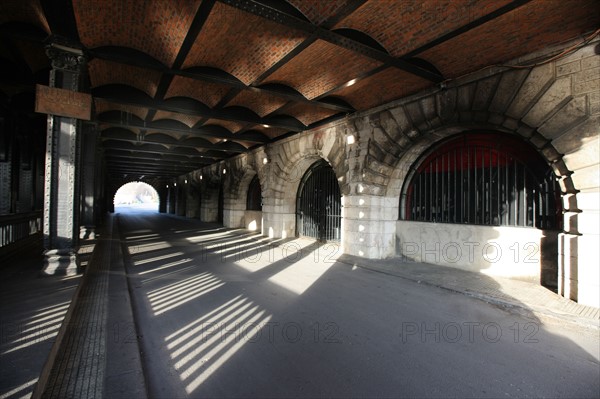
xmin=100 ymin=134 xmax=227 ymax=154
xmin=104 ymin=152 xmax=212 ymax=165
xmin=105 ymin=158 xmax=208 ymax=169
xmin=40 ymin=0 xmax=80 ymax=41
xmin=249 ymin=0 xmax=367 ymax=87
xmin=97 ymin=118 xmax=266 ymax=148
xmin=93 ymin=94 xmax=303 ymax=133
xmin=101 ymin=145 xmax=216 ymax=159
xmin=403 ymin=0 xmax=532 ymax=58
xmin=320 ymin=0 xmax=368 ymax=28
xmin=105 ymin=161 xmax=198 ymax=170
xmin=107 ymin=168 xmax=192 ymax=176
xmin=218 ymin=0 xmax=443 ymax=83
xmin=108 ymin=170 xmax=181 ymax=178
xmin=107 ymin=167 xmax=198 ymax=176
xmin=146 ymin=0 xmax=217 ymax=123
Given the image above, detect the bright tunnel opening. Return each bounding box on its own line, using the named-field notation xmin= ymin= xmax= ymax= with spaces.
xmin=114 ymin=181 xmax=159 ymax=213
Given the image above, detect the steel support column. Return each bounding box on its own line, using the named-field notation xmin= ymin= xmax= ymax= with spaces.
xmin=42 ymin=38 xmax=87 ymax=275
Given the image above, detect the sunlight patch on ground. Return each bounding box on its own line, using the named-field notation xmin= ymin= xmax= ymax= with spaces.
xmin=162 ymin=295 xmax=271 ymax=394
xmin=1 ymin=303 xmax=69 ymax=355
xmin=134 ymin=251 xmax=184 ymax=266
xmin=148 ymin=273 xmax=224 ymax=316
xmin=0 ymin=377 xmax=37 ymax=399
xmin=138 ymin=258 xmax=193 ymax=275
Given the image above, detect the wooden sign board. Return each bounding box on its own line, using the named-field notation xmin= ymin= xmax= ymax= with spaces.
xmin=35 ymin=84 xmax=92 ymax=121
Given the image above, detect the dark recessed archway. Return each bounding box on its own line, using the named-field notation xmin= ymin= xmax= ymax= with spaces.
xmin=296 ymin=160 xmax=342 ymax=242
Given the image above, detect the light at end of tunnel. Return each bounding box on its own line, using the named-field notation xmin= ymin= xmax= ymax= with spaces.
xmin=174 ymin=182 xmax=177 ymax=187
xmin=346 ymin=134 xmax=355 ymax=145
xmin=200 ymin=175 xmax=203 ymax=180
xmin=223 ymin=169 xmax=226 ymax=174
xmin=185 ymin=179 xmax=188 ymax=184
xmin=166 ymin=185 xmax=169 ymax=188
xmin=263 ymin=157 xmax=268 ymax=164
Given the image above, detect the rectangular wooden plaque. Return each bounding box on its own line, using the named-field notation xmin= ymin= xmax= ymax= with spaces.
xmin=35 ymin=84 xmax=92 ymax=121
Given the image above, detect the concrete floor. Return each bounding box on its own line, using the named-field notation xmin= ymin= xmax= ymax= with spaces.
xmin=116 ymin=211 xmax=599 ymax=398
xmin=0 ymin=246 xmax=88 ymax=399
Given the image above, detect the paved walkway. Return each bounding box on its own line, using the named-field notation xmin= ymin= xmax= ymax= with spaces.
xmin=0 ymin=242 xmax=91 ymax=399
xmin=338 ymin=254 xmax=600 ymax=330
xmin=1 ymin=212 xmax=598 ymax=398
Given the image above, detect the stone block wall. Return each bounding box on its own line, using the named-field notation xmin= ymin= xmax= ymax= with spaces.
xmin=177 ymin=39 xmax=600 ymax=307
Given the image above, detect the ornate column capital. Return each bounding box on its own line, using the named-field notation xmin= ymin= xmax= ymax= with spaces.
xmin=45 ymin=36 xmax=87 ymax=72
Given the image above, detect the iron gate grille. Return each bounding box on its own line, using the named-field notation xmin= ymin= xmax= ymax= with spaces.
xmin=401 ymin=133 xmax=562 ymax=229
xmin=296 ymin=162 xmax=342 ymax=242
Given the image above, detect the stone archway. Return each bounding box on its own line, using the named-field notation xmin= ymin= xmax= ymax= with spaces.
xmin=113 ymin=181 xmax=160 ymax=213
xmin=349 ymin=48 xmax=599 ymax=306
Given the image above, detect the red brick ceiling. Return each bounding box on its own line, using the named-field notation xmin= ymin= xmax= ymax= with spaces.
xmin=0 ymin=0 xmax=598 ymax=179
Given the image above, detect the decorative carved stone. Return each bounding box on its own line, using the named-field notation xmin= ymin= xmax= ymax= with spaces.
xmin=45 ymin=36 xmax=87 ymax=73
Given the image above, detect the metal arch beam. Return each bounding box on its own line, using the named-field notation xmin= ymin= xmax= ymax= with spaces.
xmin=100 ymin=133 xmax=227 ymax=155
xmin=87 ymin=50 xmax=355 ymax=114
xmin=403 ymin=0 xmax=533 ymax=58
xmin=104 ymin=157 xmax=209 ymax=168
xmin=41 ymin=0 xmax=80 ymax=42
xmin=97 ymin=118 xmax=263 ymax=149
xmin=218 ymin=0 xmax=444 ymax=83
xmin=93 ymin=91 xmax=304 ymax=133
xmin=101 ymin=144 xmax=216 ymax=159
xmin=103 ymin=151 xmax=214 ymax=164
xmin=145 ymin=0 xmax=218 ymax=124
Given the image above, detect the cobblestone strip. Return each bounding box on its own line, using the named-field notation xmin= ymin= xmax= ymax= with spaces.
xmin=40 ymin=220 xmax=113 ymax=399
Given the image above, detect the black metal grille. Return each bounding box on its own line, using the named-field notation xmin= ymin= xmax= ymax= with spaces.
xmin=401 ymin=133 xmax=562 ymax=230
xmin=296 ymin=161 xmax=342 ymax=242
xmin=246 ymin=175 xmax=262 ymax=211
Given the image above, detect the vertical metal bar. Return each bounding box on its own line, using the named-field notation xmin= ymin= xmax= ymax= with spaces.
xmin=513 ymin=160 xmax=518 ymax=226
xmin=466 ymin=147 xmax=470 ymax=224
xmin=454 ymin=148 xmax=457 ymax=223
xmin=523 ymin=171 xmax=528 ymax=226
xmin=496 ymin=150 xmax=500 ymax=226
xmin=435 ymin=156 xmax=439 ymax=222
xmin=504 ymin=154 xmax=509 ymax=225
xmin=461 ymin=147 xmax=465 ymax=223
xmin=474 ymin=146 xmax=478 ymax=224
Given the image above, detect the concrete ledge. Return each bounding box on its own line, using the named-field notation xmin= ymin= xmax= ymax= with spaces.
xmin=338 ymin=253 xmax=599 ymax=331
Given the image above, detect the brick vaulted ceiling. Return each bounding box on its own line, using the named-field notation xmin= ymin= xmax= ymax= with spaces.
xmin=0 ymin=0 xmax=598 ymax=179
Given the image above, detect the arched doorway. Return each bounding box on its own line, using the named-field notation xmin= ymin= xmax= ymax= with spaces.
xmin=114 ymin=182 xmax=159 ymax=213
xmin=246 ymin=175 xmax=262 ymax=211
xmin=217 ymin=183 xmax=223 ymax=224
xmin=296 ymin=160 xmax=342 ymax=242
